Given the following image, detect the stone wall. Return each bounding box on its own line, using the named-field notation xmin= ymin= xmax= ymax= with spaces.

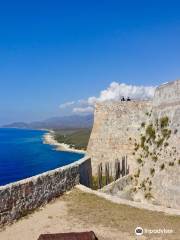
xmin=100 ymin=175 xmax=132 ymax=196
xmin=0 ymin=156 xmax=92 ymax=226
xmin=88 ymin=80 xmax=180 ymax=209
xmin=87 ymin=101 xmax=152 ymax=174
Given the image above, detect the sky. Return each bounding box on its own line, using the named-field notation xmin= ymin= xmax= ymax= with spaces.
xmin=0 ymin=0 xmax=180 ymax=124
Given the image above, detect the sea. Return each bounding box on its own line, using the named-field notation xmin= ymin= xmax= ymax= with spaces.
xmin=0 ymin=128 xmax=84 ymax=186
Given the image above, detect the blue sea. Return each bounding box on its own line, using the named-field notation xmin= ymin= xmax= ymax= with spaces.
xmin=0 ymin=128 xmax=84 ymax=186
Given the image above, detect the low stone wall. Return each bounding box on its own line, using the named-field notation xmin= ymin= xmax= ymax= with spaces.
xmin=0 ymin=156 xmax=92 ymax=226
xmin=100 ymin=175 xmax=132 ymax=196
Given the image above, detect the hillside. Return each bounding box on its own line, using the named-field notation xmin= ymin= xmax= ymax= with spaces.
xmin=54 ymin=128 xmax=91 ymax=150
xmin=2 ymin=114 xmax=93 ymax=130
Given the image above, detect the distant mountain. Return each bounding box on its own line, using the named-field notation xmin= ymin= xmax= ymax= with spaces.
xmin=2 ymin=122 xmax=30 ymax=129
xmin=2 ymin=114 xmax=94 ymax=130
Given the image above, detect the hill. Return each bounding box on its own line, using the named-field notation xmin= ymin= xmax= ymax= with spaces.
xmin=2 ymin=114 xmax=93 ymax=130
xmin=54 ymin=128 xmax=91 ymax=150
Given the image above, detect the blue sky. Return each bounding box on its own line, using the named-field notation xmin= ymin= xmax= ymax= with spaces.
xmin=0 ymin=0 xmax=180 ymax=124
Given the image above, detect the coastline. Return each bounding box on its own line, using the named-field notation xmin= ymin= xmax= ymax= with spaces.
xmin=43 ymin=131 xmax=86 ymax=154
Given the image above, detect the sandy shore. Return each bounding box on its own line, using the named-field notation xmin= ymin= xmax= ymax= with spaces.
xmin=43 ymin=131 xmax=86 ymax=154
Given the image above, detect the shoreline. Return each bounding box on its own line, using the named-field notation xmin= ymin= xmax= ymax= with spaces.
xmin=43 ymin=131 xmax=86 ymax=154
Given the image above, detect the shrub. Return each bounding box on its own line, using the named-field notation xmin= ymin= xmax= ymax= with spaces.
xmin=143 ymin=144 xmax=149 ymax=153
xmin=145 ymin=192 xmax=153 ymax=199
xmin=174 ymin=129 xmax=178 ymax=134
xmin=152 ymin=155 xmax=158 ymax=162
xmin=150 ymin=168 xmax=155 ymax=176
xmin=134 ymin=143 xmax=139 ymax=151
xmin=162 ymin=128 xmax=171 ymax=138
xmin=146 ymin=124 xmax=156 ymax=140
xmin=164 ymin=142 xmax=169 ymax=147
xmin=141 ymin=122 xmax=145 ymax=128
xmin=132 ymin=187 xmax=137 ymax=192
xmin=160 ymin=116 xmax=169 ymax=128
xmin=155 ymin=118 xmax=159 ymax=127
xmin=156 ymin=138 xmax=164 ymax=147
xmin=137 ymin=158 xmax=143 ymax=164
xmin=169 ymin=162 xmax=174 ymax=166
xmin=160 ymin=163 xmax=165 ymax=170
xmin=134 ymin=169 xmax=140 ymax=178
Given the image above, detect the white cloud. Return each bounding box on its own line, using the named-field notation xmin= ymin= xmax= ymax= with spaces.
xmin=87 ymin=82 xmax=156 ymax=105
xmin=73 ymin=106 xmax=94 ymax=113
xmin=60 ymin=82 xmax=156 ymax=114
xmin=59 ymin=101 xmax=75 ymax=109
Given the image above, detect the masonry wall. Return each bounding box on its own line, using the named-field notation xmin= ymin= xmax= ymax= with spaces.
xmin=87 ymin=101 xmax=152 ymax=174
xmin=0 ymin=156 xmax=92 ymax=226
xmin=88 ymin=80 xmax=180 ymax=209
xmin=148 ymin=80 xmax=180 ymax=208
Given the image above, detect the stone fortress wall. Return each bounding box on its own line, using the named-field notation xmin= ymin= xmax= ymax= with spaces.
xmin=0 ymin=156 xmax=92 ymax=226
xmin=149 ymin=80 xmax=180 ymax=208
xmin=87 ymin=80 xmax=180 ymax=209
xmin=87 ymin=101 xmax=152 ymax=174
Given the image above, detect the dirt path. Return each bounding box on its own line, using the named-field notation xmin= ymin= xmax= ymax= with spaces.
xmin=0 ymin=188 xmax=179 ymax=240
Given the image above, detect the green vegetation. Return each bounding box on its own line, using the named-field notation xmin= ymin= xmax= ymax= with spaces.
xmin=140 ymin=135 xmax=146 ymax=148
xmin=156 ymin=138 xmax=164 ymax=147
xmin=146 ymin=124 xmax=156 ymax=140
xmin=160 ymin=116 xmax=169 ymax=128
xmin=92 ymin=175 xmax=114 ymax=190
xmin=137 ymin=158 xmax=143 ymax=164
xmin=134 ymin=143 xmax=139 ymax=151
xmin=54 ymin=128 xmax=91 ymax=150
xmin=150 ymin=168 xmax=155 ymax=176
xmin=134 ymin=168 xmax=140 ymax=178
xmin=144 ymin=192 xmax=153 ymax=199
xmin=141 ymin=122 xmax=145 ymax=128
xmin=160 ymin=163 xmax=165 ymax=170
xmin=152 ymin=155 xmax=158 ymax=162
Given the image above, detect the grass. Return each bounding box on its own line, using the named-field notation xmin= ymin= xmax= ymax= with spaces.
xmin=62 ymin=189 xmax=180 ymax=239
xmin=54 ymin=128 xmax=91 ymax=150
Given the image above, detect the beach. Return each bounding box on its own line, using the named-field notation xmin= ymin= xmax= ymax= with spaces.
xmin=43 ymin=131 xmax=86 ymax=154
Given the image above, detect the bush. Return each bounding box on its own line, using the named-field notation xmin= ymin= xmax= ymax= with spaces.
xmin=160 ymin=116 xmax=169 ymax=128
xmin=150 ymin=168 xmax=155 ymax=176
xmin=137 ymin=158 xmax=143 ymax=164
xmin=164 ymin=142 xmax=169 ymax=147
xmin=146 ymin=124 xmax=156 ymax=140
xmin=145 ymin=192 xmax=153 ymax=199
xmin=141 ymin=122 xmax=145 ymax=128
xmin=134 ymin=143 xmax=139 ymax=151
xmin=152 ymin=155 xmax=158 ymax=162
xmin=134 ymin=169 xmax=140 ymax=178
xmin=162 ymin=128 xmax=171 ymax=139
xmin=160 ymin=163 xmax=165 ymax=170
xmin=156 ymin=138 xmax=164 ymax=147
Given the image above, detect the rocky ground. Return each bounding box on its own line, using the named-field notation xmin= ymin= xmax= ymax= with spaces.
xmin=0 ymin=188 xmax=180 ymax=240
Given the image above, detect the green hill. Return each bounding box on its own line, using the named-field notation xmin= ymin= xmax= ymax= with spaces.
xmin=54 ymin=128 xmax=91 ymax=150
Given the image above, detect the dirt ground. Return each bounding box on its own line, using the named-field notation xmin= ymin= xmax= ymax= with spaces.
xmin=0 ymin=188 xmax=180 ymax=240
